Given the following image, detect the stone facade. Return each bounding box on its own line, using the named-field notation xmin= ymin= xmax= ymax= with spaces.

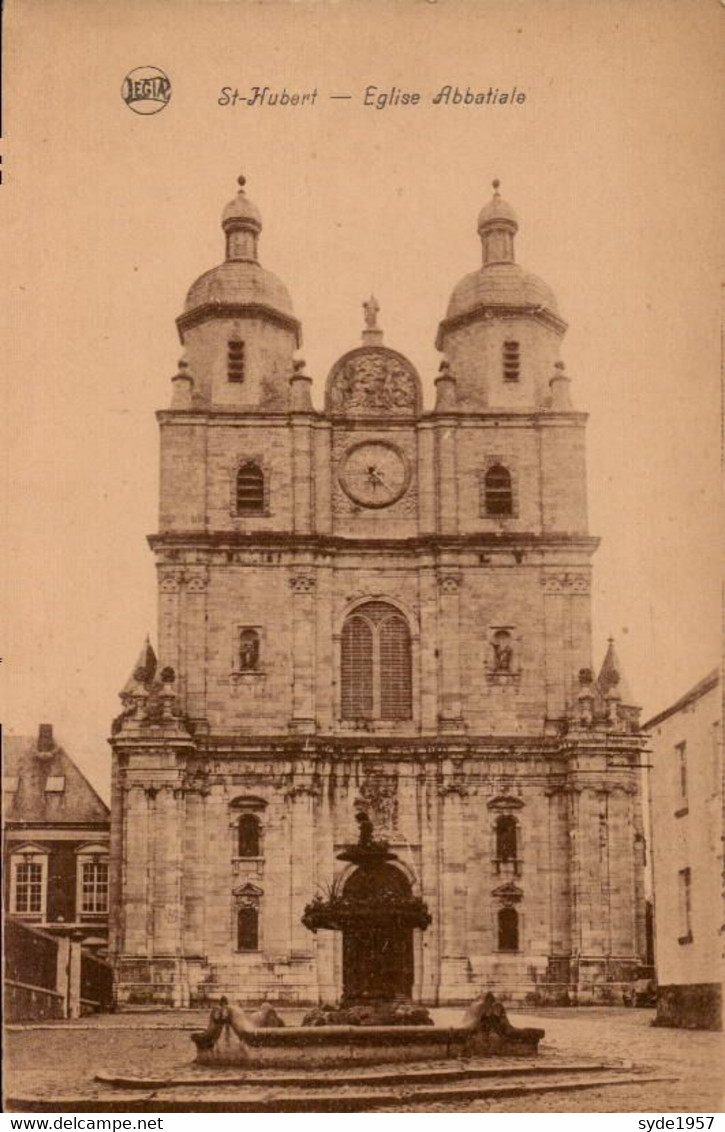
xmin=109 ymin=178 xmax=646 ymax=1007
xmin=645 ymin=670 xmax=723 ymax=1029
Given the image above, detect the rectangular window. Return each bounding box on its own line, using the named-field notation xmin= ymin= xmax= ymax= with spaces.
xmin=502 ymin=340 xmax=520 ymax=382
xmin=227 ymin=339 xmax=245 ymax=383
xmin=15 ymin=861 xmax=43 ymax=914
xmin=677 ymin=867 xmax=692 ymax=942
xmin=81 ymin=860 xmax=109 ymax=913
xmin=45 ymin=776 xmax=65 ymax=793
xmin=675 ymin=741 xmax=687 ymax=802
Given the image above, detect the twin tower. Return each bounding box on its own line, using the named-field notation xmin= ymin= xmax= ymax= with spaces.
xmin=109 ymin=177 xmax=645 ymax=1010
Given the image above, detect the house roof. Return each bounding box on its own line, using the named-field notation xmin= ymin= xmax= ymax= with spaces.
xmin=2 ymin=733 xmax=110 ymax=826
xmin=643 ymin=669 xmax=720 ymax=730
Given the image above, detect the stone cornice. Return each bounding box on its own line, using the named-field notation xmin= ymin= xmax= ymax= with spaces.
xmin=156 ymin=408 xmax=588 ymax=427
xmin=147 ymin=530 xmax=600 ymax=555
xmin=436 ymin=302 xmax=568 ymax=348
xmin=176 ymin=301 xmax=302 ymax=347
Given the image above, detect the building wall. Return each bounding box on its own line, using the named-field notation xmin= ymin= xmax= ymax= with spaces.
xmin=647 ymin=674 xmax=723 ymax=1028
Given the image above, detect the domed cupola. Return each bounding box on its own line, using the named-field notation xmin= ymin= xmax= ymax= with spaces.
xmin=436 ymin=181 xmax=567 ymax=411
xmin=175 ymin=176 xmax=301 ymax=411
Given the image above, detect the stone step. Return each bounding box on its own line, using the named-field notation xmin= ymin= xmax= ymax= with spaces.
xmin=6 ymin=1073 xmax=677 ymax=1113
xmin=96 ymin=1060 xmax=610 ymax=1091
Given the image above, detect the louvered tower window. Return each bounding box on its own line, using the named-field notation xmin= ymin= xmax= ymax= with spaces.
xmin=484 ymin=464 xmax=513 ymax=516
xmin=502 ymin=340 xmax=520 ymax=382
xmin=236 ymin=462 xmax=265 ymax=513
xmin=341 ymin=602 xmax=412 ymax=721
xmin=228 ymin=339 xmax=246 ymax=383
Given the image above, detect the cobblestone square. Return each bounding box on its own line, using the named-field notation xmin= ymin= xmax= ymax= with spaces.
xmin=5 ymin=1007 xmax=723 ymax=1113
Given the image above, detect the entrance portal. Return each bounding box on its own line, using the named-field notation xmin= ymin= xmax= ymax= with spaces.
xmin=341 ymin=863 xmax=414 ymax=1002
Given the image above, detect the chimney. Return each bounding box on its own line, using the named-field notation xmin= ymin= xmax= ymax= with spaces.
xmin=37 ymin=723 xmax=54 ymax=752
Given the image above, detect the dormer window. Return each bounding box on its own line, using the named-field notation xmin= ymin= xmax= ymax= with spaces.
xmin=227 ymin=339 xmax=246 ymax=383
xmin=502 ymin=340 xmax=520 ymax=382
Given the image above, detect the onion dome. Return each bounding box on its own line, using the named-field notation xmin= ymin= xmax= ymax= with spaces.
xmin=438 ymin=180 xmax=562 ymax=337
xmin=179 ymin=176 xmax=299 ymax=341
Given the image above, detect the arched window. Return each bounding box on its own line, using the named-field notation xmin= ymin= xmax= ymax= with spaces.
xmin=341 ymin=602 xmax=412 ymax=721
xmin=484 ymin=464 xmax=513 ymax=516
xmin=498 ymin=906 xmax=519 ymax=951
xmin=237 ymin=906 xmax=259 ymax=951
xmin=227 ymin=339 xmax=245 ymax=383
xmin=238 ymin=814 xmax=261 ymax=858
xmin=236 ymin=462 xmax=265 ymax=514
xmin=495 ymin=815 xmax=518 ymax=861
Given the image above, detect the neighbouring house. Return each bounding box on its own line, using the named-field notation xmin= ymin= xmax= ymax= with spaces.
xmin=645 ymin=670 xmax=723 ymax=1029
xmin=3 ymin=724 xmax=110 ymax=953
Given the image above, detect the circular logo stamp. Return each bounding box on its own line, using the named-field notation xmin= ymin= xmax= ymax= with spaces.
xmin=121 ymin=66 xmax=172 ymax=115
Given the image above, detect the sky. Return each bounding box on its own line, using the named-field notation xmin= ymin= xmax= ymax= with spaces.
xmin=2 ymin=0 xmax=723 ymax=801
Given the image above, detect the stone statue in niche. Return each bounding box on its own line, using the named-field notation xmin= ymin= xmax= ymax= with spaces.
xmin=492 ymin=630 xmax=514 ymax=673
xmin=239 ymin=629 xmax=260 ymax=671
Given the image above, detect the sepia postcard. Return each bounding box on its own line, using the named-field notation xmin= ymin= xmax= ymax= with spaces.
xmin=2 ymin=0 xmax=723 ymax=1118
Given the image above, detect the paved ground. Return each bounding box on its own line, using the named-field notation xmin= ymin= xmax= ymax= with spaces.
xmin=4 ymin=1007 xmax=724 ymax=1113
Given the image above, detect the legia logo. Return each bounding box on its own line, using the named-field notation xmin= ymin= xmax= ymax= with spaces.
xmin=121 ymin=66 xmax=172 ymax=115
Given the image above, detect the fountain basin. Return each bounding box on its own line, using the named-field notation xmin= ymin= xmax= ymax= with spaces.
xmin=195 ymin=1020 xmax=544 ymax=1068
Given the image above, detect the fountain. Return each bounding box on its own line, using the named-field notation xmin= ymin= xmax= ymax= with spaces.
xmin=191 ymin=815 xmax=545 ymax=1067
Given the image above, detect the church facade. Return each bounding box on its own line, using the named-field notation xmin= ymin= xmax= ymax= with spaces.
xmin=109 ymin=177 xmax=647 ymax=1007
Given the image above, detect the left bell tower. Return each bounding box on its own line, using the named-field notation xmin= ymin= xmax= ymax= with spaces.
xmin=174 ymin=175 xmax=301 ymax=412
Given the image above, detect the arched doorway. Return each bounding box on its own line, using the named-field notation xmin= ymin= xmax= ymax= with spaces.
xmin=341 ymin=863 xmax=415 ymax=1003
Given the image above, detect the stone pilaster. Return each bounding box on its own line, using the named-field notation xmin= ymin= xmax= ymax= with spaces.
xmin=438 ymin=780 xmax=470 ymax=998
xmin=314 ymin=763 xmax=336 ymax=1001
xmin=158 ymin=571 xmax=182 ymax=681
xmin=287 ymin=782 xmax=318 ymax=957
xmin=291 ymin=416 xmax=313 ymax=534
xmin=435 ymin=419 xmax=459 ymax=534
xmin=123 ymin=784 xmax=150 ymax=954
xmin=182 ymin=786 xmax=207 ymax=958
xmin=183 ymin=567 xmax=208 ymax=721
xmin=417 ymin=424 xmax=436 ymax=534
xmin=289 ymin=573 xmax=316 ymax=732
xmin=437 ymin=573 xmax=464 ymax=730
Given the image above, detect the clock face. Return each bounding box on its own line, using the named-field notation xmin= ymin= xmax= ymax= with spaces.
xmin=339 ymin=441 xmax=410 ymax=509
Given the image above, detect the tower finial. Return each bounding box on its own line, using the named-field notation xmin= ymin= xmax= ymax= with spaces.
xmin=237 ymin=174 xmax=247 ymax=189
xmin=492 ymin=178 xmax=501 ymax=193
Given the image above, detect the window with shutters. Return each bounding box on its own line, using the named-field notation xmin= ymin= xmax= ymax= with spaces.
xmin=235 ymin=461 xmax=265 ymax=514
xmin=483 ymin=464 xmax=513 ymax=516
xmin=227 ymin=339 xmax=245 ymax=383
xmin=341 ymin=602 xmax=412 ymax=722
